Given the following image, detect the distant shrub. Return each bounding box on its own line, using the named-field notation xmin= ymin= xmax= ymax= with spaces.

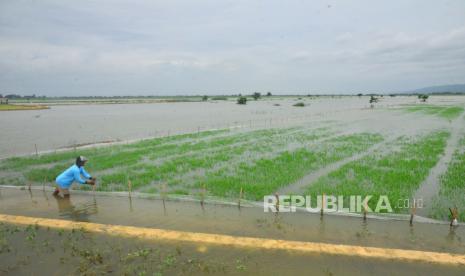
xmin=237 ymin=96 xmax=247 ymax=105
xmin=369 ymin=95 xmax=378 ymax=108
xmin=202 ymin=95 xmax=208 ymax=101
xmin=418 ymin=94 xmax=429 ymax=102
xmin=266 ymin=92 xmax=272 ymax=96
xmin=252 ymin=92 xmax=261 ymax=100
xmin=293 ymin=102 xmax=305 ymax=107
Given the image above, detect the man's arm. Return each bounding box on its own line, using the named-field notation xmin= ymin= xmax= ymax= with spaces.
xmin=73 ymin=167 xmax=87 ymax=184
xmin=80 ymin=167 xmax=92 ymax=179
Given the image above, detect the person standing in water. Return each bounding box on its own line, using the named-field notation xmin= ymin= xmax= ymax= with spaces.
xmin=54 ymin=156 xmax=96 ymax=197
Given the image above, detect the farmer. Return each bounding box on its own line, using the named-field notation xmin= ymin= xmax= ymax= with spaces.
xmin=53 ymin=156 xmax=96 ymax=197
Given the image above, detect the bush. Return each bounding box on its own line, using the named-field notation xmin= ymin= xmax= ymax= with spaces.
xmin=252 ymin=92 xmax=261 ymax=100
xmin=418 ymin=94 xmax=429 ymax=102
xmin=237 ymin=97 xmax=247 ymax=105
xmin=202 ymin=95 xmax=208 ymax=101
xmin=293 ymin=102 xmax=305 ymax=107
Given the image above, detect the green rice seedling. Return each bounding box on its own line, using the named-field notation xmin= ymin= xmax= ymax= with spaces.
xmin=430 ymin=136 xmax=465 ymax=221
xmin=306 ymin=131 xmax=449 ymax=213
xmin=196 ymin=133 xmax=383 ymax=200
xmin=403 ymin=105 xmax=464 ymax=120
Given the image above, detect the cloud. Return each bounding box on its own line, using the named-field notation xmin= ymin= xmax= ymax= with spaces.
xmin=0 ymin=0 xmax=464 ymax=95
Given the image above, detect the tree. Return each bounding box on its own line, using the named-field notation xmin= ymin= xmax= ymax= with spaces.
xmin=237 ymin=96 xmax=247 ymax=105
xmin=418 ymin=94 xmax=429 ymax=102
xmin=369 ymin=95 xmax=378 ymax=108
xmin=357 ymin=93 xmax=363 ymax=97
xmin=202 ymin=95 xmax=208 ymax=101
xmin=252 ymin=92 xmax=261 ymax=100
xmin=266 ymin=92 xmax=272 ymax=96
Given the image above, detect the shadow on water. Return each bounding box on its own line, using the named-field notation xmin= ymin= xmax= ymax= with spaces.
xmin=52 ymin=195 xmax=98 ymax=222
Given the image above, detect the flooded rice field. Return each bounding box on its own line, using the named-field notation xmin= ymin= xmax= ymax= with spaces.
xmin=2 ymin=96 xmax=465 ymax=274
xmin=1 ymin=95 xmax=463 ymax=158
xmin=0 ymin=187 xmax=464 ymax=275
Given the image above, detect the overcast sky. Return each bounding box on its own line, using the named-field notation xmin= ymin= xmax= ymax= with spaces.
xmin=1 ymin=0 xmax=465 ymax=96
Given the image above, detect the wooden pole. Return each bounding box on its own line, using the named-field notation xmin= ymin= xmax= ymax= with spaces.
xmin=320 ymin=193 xmax=325 ymax=217
xmin=449 ymin=207 xmax=459 ymax=226
xmin=410 ymin=202 xmax=417 ymax=226
xmin=128 ymin=180 xmax=132 ymax=198
xmin=161 ymin=182 xmax=167 ymax=214
xmin=274 ymin=193 xmax=279 ymax=212
xmin=34 ymin=144 xmax=38 ymax=157
xmin=238 ymin=187 xmax=243 ymax=209
xmin=200 ymin=184 xmax=206 ymax=208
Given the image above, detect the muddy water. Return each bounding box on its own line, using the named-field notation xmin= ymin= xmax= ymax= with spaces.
xmin=2 ymin=223 xmax=464 ymax=275
xmin=2 ymin=96 xmax=463 ymax=158
xmin=1 ymin=188 xmax=464 ymax=255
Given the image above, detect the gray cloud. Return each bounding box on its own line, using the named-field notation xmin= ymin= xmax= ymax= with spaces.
xmin=1 ymin=0 xmax=465 ymax=95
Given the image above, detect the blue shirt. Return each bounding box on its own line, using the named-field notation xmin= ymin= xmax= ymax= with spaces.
xmin=56 ymin=164 xmax=91 ymax=189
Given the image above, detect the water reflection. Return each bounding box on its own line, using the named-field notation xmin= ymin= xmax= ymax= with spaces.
xmin=53 ymin=195 xmax=98 ymax=222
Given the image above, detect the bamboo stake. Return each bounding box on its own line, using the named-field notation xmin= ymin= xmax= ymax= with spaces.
xmin=238 ymin=187 xmax=243 ymax=209
xmin=410 ymin=202 xmax=417 ymax=226
xmin=162 ymin=182 xmax=167 ymax=214
xmin=28 ymin=182 xmax=32 ymax=191
xmin=320 ymin=193 xmax=325 ymax=217
xmin=128 ymin=180 xmax=132 ymax=198
xmin=274 ymin=193 xmax=279 ymax=212
xmin=34 ymin=144 xmax=38 ymax=157
xmin=200 ymin=184 xmax=206 ymax=208
xmin=449 ymin=207 xmax=459 ymax=227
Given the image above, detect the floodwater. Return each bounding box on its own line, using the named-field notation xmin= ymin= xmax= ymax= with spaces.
xmin=1 ymin=187 xmax=464 ymax=275
xmin=2 ymin=95 xmax=464 ymax=158
xmin=1 ymin=187 xmax=464 ymax=254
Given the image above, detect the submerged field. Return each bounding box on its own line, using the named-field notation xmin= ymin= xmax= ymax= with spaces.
xmin=401 ymin=105 xmax=464 ymax=120
xmin=0 ymin=104 xmax=49 ymax=111
xmin=430 ymin=136 xmax=465 ymax=221
xmin=1 ymin=97 xmax=464 ymax=220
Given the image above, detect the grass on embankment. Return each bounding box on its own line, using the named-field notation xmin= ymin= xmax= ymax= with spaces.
xmin=430 ymin=136 xmax=465 ymax=221
xmin=404 ymin=105 xmax=464 ymax=120
xmin=306 ymin=131 xmax=450 ymax=213
xmin=0 ymin=104 xmax=49 ymax=111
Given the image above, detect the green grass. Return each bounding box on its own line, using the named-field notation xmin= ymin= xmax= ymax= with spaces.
xmin=0 ymin=104 xmax=49 ymax=111
xmin=306 ymin=131 xmax=450 ymax=213
xmin=404 ymin=105 xmax=464 ymax=120
xmin=430 ymin=137 xmax=465 ymax=221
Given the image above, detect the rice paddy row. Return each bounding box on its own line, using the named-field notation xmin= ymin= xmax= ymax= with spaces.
xmin=305 ymin=131 xmax=450 ymax=213
xmin=430 ymin=136 xmax=465 ymax=221
xmin=0 ymin=125 xmax=385 ymax=201
xmin=403 ymin=105 xmax=464 ymax=120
